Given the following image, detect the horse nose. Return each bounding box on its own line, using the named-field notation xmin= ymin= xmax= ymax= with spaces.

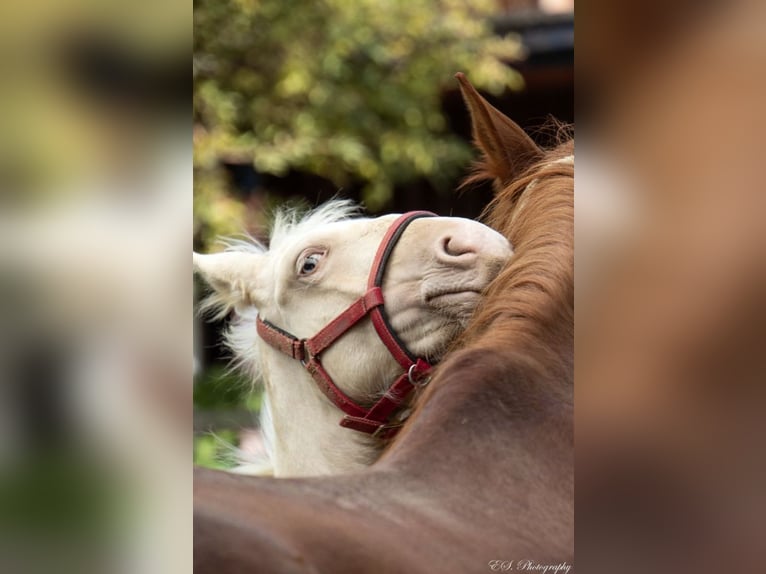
xmin=436 ymin=234 xmax=479 ymax=266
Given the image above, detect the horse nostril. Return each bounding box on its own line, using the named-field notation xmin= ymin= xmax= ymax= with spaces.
xmin=439 ymin=235 xmax=477 ymax=260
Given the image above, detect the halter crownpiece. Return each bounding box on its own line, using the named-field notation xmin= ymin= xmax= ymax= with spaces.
xmin=255 ymin=211 xmax=436 ymax=438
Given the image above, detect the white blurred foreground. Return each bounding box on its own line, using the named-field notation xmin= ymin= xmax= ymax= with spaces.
xmin=0 ymin=1 xmax=190 ymax=571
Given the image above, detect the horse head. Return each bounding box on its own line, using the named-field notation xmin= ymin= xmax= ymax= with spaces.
xmin=194 ymin=200 xmax=511 ymax=475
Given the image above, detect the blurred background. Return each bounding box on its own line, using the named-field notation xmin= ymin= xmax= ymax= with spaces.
xmin=576 ymin=1 xmax=766 ymax=572
xmin=192 ymin=0 xmax=574 ymax=469
xmin=0 ymin=1 xmax=189 ymax=573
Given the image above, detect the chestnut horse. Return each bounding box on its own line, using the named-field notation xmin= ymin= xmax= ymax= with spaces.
xmin=194 ymin=73 xmax=573 ymax=573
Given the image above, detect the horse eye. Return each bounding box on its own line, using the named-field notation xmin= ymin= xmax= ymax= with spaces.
xmin=299 ymin=252 xmax=324 ymax=276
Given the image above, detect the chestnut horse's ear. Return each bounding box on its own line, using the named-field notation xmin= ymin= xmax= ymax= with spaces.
xmin=455 ymin=72 xmax=543 ymax=185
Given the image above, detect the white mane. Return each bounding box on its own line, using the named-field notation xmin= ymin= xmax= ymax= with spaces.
xmin=268 ymin=199 xmax=363 ymax=251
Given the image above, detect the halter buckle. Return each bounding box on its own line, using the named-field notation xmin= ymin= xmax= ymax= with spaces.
xmin=298 ymin=340 xmax=313 ymax=366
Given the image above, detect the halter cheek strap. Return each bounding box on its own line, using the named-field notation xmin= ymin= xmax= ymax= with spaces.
xmin=255 ymin=211 xmax=435 ymax=438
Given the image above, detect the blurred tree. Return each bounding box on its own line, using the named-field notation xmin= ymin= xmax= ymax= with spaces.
xmin=193 ymin=0 xmax=522 ymax=249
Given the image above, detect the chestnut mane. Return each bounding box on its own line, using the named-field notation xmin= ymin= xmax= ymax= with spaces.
xmin=466 ymin=137 xmax=574 ymax=374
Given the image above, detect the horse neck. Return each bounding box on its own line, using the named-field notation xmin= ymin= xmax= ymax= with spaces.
xmin=261 ymin=352 xmax=380 ymax=476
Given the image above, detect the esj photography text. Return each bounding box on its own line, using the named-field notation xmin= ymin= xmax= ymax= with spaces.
xmin=488 ymin=560 xmax=572 ymax=574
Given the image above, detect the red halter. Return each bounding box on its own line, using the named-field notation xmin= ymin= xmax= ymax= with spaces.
xmin=255 ymin=211 xmax=436 ymax=438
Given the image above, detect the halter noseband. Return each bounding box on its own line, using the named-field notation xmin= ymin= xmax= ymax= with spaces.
xmin=255 ymin=211 xmax=436 ymax=439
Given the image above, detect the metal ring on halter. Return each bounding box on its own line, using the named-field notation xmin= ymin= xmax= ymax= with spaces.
xmin=407 ymin=364 xmax=431 ymax=387
xmin=299 ymin=341 xmax=312 ymax=367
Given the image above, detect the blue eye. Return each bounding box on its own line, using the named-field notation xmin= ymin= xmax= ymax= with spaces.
xmin=299 ymin=252 xmax=324 ymax=276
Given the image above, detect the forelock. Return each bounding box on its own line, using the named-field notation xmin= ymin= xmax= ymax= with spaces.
xmin=268 ymin=199 xmax=364 ymax=251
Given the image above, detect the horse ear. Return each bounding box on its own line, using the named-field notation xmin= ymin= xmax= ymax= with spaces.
xmin=455 ymin=72 xmax=543 ymax=186
xmin=193 ymin=251 xmax=267 ymax=309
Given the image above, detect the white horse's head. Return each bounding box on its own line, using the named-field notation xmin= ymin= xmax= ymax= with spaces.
xmin=194 ymin=200 xmax=511 ymax=474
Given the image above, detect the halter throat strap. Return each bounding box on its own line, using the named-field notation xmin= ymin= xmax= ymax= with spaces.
xmin=255 ymin=211 xmax=435 ymax=438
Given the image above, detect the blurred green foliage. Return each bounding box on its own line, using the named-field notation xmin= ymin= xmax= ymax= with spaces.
xmin=193 ymin=364 xmax=252 ymax=409
xmin=193 ymin=0 xmax=522 ymax=249
xmin=193 ymin=365 xmax=263 ymax=469
xmin=194 ymin=431 xmax=241 ymax=470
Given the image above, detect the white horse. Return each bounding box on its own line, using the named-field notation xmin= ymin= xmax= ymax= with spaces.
xmin=194 ymin=200 xmax=511 ymax=477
